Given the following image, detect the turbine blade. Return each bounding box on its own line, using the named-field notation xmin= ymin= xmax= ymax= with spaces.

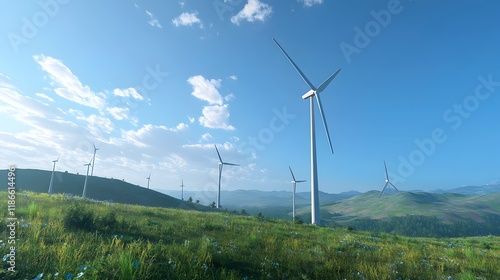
xmin=223 ymin=162 xmax=239 ymax=166
xmin=316 ymin=68 xmax=341 ymax=93
xmin=379 ymin=182 xmax=389 ymax=198
xmin=214 ymin=144 xmax=222 ymax=163
xmin=384 ymin=161 xmax=389 ymax=180
xmin=289 ymin=166 xmax=297 ymax=182
xmin=273 ymin=38 xmax=316 ymax=91
xmin=390 ymin=182 xmax=399 ymax=192
xmin=314 ymin=93 xmax=334 ymax=154
xmin=296 ymin=180 xmax=307 ymax=183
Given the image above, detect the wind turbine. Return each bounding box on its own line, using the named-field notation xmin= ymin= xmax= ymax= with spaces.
xmin=48 ymin=155 xmax=59 ymax=194
xmin=289 ymin=166 xmax=306 ymax=221
xmin=82 ymin=160 xmax=92 ymax=198
xmin=91 ymin=142 xmax=99 ymax=176
xmin=146 ymin=172 xmax=152 ymax=189
xmin=180 ymin=179 xmax=185 ymax=201
xmin=215 ymin=144 xmax=239 ymax=209
xmin=274 ymin=38 xmax=341 ymax=225
xmin=379 ymin=161 xmax=400 ymax=198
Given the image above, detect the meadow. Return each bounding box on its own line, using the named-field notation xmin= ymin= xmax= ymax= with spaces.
xmin=1 ymin=191 xmax=499 ymax=279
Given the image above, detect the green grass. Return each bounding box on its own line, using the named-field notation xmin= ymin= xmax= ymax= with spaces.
xmin=1 ymin=191 xmax=499 ymax=279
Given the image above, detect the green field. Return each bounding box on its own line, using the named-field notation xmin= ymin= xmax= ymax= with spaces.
xmin=1 ymin=191 xmax=499 ymax=279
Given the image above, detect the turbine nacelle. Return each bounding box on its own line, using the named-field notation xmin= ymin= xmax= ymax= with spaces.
xmin=302 ymin=89 xmax=316 ymax=100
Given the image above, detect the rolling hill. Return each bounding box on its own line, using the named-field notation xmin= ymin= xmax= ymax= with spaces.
xmin=316 ymin=191 xmax=500 ymax=224
xmin=0 ymin=168 xmax=212 ymax=211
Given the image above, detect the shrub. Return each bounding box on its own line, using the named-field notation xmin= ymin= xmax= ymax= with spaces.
xmin=62 ymin=203 xmax=95 ymax=231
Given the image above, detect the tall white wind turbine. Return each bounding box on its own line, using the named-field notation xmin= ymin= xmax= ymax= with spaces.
xmin=48 ymin=155 xmax=59 ymax=194
xmin=289 ymin=166 xmax=306 ymax=221
xmin=146 ymin=172 xmax=152 ymax=189
xmin=180 ymin=179 xmax=185 ymax=201
xmin=379 ymin=160 xmax=400 ymax=198
xmin=274 ymin=38 xmax=341 ymax=225
xmin=82 ymin=160 xmax=92 ymax=198
xmin=91 ymin=142 xmax=99 ymax=176
xmin=215 ymin=144 xmax=239 ymax=209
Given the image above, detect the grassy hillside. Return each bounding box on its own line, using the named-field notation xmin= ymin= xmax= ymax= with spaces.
xmin=1 ymin=191 xmax=499 ymax=279
xmin=316 ymin=191 xmax=500 ymax=224
xmin=0 ymin=168 xmax=212 ymax=211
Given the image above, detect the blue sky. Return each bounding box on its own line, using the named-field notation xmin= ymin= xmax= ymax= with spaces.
xmin=1 ymin=0 xmax=499 ymax=196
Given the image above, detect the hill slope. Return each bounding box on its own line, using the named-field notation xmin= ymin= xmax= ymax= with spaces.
xmin=319 ymin=191 xmax=500 ymax=224
xmin=2 ymin=191 xmax=499 ymax=279
xmin=0 ymin=168 xmax=211 ymax=211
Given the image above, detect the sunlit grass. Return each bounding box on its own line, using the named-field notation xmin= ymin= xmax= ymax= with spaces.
xmin=1 ymin=191 xmax=499 ymax=279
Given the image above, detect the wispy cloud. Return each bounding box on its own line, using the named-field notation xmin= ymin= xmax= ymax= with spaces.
xmin=172 ymin=11 xmax=203 ymax=28
xmin=231 ymin=0 xmax=272 ymax=25
xmin=228 ymin=75 xmax=237 ymax=80
xmin=187 ymin=75 xmax=223 ymax=105
xmin=146 ymin=10 xmax=162 ymax=28
xmin=106 ymin=107 xmax=130 ymax=121
xmin=199 ymin=104 xmax=235 ymax=130
xmin=33 ymin=54 xmax=107 ymax=109
xmin=0 ymin=73 xmax=15 ymax=89
xmin=300 ymin=0 xmax=323 ymax=7
xmin=112 ymin=88 xmax=144 ymax=100
xmin=35 ymin=93 xmax=55 ymax=103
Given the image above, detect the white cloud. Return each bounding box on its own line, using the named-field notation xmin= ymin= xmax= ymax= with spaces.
xmin=228 ymin=75 xmax=238 ymax=80
xmin=106 ymin=107 xmax=130 ymax=120
xmin=175 ymin=123 xmax=189 ymax=131
xmin=112 ymin=88 xmax=144 ymax=100
xmin=187 ymin=75 xmax=223 ymax=105
xmin=201 ymin=132 xmax=212 ymax=141
xmin=231 ymin=0 xmax=272 ymax=25
xmin=199 ymin=104 xmax=235 ymax=130
xmin=33 ymin=54 xmax=106 ymax=109
xmin=300 ymin=0 xmax=323 ymax=7
xmin=0 ymin=73 xmax=15 ymax=89
xmin=0 ymin=87 xmax=61 ymax=119
xmin=146 ymin=10 xmax=162 ymax=28
xmin=35 ymin=93 xmax=54 ymax=103
xmin=224 ymin=93 xmax=235 ymax=102
xmin=188 ymin=116 xmax=195 ymax=123
xmin=172 ymin=11 xmax=203 ymax=28
xmin=76 ymin=114 xmax=114 ymax=137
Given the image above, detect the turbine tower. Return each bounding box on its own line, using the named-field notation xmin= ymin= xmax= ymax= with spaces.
xmin=146 ymin=172 xmax=152 ymax=189
xmin=82 ymin=160 xmax=91 ymax=198
xmin=274 ymin=38 xmax=341 ymax=225
xmin=180 ymin=179 xmax=185 ymax=201
xmin=48 ymin=155 xmax=59 ymax=194
xmin=379 ymin=160 xmax=400 ymax=198
xmin=91 ymin=142 xmax=99 ymax=176
xmin=215 ymin=144 xmax=239 ymax=209
xmin=289 ymin=166 xmax=306 ymax=221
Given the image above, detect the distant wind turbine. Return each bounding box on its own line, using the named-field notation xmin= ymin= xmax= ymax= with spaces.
xmin=91 ymin=142 xmax=99 ymax=176
xmin=274 ymin=38 xmax=341 ymax=225
xmin=82 ymin=160 xmax=92 ymax=198
xmin=48 ymin=155 xmax=59 ymax=194
xmin=215 ymin=144 xmax=239 ymax=209
xmin=379 ymin=161 xmax=400 ymax=198
xmin=146 ymin=172 xmax=152 ymax=189
xmin=180 ymin=179 xmax=185 ymax=201
xmin=289 ymin=166 xmax=306 ymax=221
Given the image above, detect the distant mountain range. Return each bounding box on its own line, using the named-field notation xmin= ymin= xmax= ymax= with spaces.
xmin=2 ymin=168 xmax=499 ymax=226
xmin=0 ymin=168 xmax=212 ymax=211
